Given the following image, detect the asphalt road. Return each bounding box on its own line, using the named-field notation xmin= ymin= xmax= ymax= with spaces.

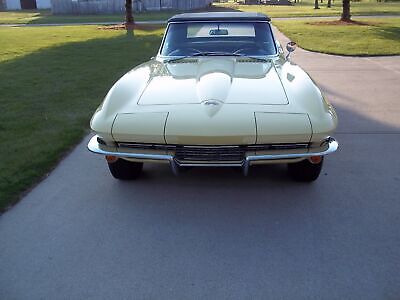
xmin=1 ymin=30 xmax=400 ymax=300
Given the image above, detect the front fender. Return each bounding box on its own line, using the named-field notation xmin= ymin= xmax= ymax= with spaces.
xmin=278 ymin=62 xmax=338 ymax=142
xmin=90 ymin=63 xmax=153 ymax=140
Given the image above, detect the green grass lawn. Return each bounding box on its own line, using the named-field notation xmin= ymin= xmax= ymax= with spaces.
xmin=273 ymin=17 xmax=400 ymax=55
xmin=0 ymin=0 xmax=399 ymax=25
xmin=0 ymin=10 xmax=176 ymax=24
xmin=216 ymin=0 xmax=400 ymax=18
xmin=0 ymin=26 xmax=163 ymax=211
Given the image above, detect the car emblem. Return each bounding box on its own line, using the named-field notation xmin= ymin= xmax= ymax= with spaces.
xmin=203 ymin=100 xmax=221 ymax=106
xmin=202 ymin=99 xmax=223 ymax=117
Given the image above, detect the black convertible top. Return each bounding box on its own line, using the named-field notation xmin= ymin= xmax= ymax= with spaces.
xmin=168 ymin=12 xmax=271 ymax=23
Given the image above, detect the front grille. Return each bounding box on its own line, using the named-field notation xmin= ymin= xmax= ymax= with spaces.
xmin=118 ymin=142 xmax=176 ymax=151
xmin=175 ymin=145 xmax=245 ymax=162
xmin=116 ymin=142 xmax=310 ymax=162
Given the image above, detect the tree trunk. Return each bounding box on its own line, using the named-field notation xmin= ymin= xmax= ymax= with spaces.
xmin=314 ymin=0 xmax=319 ymax=9
xmin=327 ymin=0 xmax=331 ymax=7
xmin=341 ymin=0 xmax=351 ymax=21
xmin=125 ymin=0 xmax=134 ymax=24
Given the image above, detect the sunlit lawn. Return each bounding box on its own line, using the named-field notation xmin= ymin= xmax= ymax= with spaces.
xmin=0 ymin=10 xmax=175 ymax=24
xmin=0 ymin=26 xmax=163 ymax=211
xmin=216 ymin=0 xmax=400 ymax=18
xmin=273 ymin=17 xmax=400 ymax=55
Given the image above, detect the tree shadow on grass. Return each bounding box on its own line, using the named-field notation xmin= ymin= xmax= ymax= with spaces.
xmin=0 ymin=30 xmax=162 ymax=211
xmin=373 ymin=23 xmax=400 ymax=42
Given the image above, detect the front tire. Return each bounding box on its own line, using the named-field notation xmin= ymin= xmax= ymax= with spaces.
xmin=287 ymin=158 xmax=324 ymax=182
xmin=108 ymin=158 xmax=143 ymax=180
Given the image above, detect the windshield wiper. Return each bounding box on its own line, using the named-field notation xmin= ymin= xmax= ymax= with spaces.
xmin=237 ymin=55 xmax=271 ymax=62
xmin=164 ymin=51 xmax=238 ymax=63
xmin=164 ymin=51 xmax=271 ymax=63
xmin=192 ymin=51 xmax=241 ymax=57
xmin=164 ymin=56 xmax=193 ymax=63
xmin=196 ymin=52 xmax=271 ymax=62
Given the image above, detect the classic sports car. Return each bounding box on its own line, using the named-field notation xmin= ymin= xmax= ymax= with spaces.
xmin=88 ymin=12 xmax=338 ymax=182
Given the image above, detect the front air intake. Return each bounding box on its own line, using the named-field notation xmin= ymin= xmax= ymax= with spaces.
xmin=175 ymin=145 xmax=245 ymax=162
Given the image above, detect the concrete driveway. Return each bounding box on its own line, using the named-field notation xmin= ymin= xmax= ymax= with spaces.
xmin=1 ymin=29 xmax=400 ymax=299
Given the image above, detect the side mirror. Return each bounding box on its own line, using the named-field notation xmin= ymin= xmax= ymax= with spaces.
xmin=286 ymin=41 xmax=297 ymax=60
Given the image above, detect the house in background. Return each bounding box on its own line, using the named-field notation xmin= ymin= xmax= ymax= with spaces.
xmin=51 ymin=0 xmax=213 ymax=14
xmin=0 ymin=0 xmax=212 ymax=13
xmin=2 ymin=0 xmax=51 ymax=9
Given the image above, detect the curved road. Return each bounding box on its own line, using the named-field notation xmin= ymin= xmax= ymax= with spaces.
xmin=1 ymin=29 xmax=400 ymax=299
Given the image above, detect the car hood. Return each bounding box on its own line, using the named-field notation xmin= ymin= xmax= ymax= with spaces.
xmin=91 ymin=58 xmax=337 ymax=145
xmin=137 ymin=57 xmax=288 ymax=106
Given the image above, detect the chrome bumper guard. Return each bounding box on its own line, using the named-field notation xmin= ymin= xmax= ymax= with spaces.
xmin=88 ymin=135 xmax=338 ymax=176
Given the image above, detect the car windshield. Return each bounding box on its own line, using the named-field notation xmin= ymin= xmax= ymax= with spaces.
xmin=160 ymin=21 xmax=277 ymax=57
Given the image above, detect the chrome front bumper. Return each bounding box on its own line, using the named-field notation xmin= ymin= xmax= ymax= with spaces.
xmin=87 ymin=135 xmax=338 ymax=176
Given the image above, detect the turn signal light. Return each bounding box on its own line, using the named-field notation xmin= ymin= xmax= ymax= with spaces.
xmin=105 ymin=155 xmax=118 ymax=163
xmin=309 ymin=156 xmax=322 ymax=164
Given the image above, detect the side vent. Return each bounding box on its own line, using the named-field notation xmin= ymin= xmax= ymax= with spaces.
xmin=172 ymin=59 xmax=198 ymax=64
xmin=236 ymin=58 xmax=259 ymax=63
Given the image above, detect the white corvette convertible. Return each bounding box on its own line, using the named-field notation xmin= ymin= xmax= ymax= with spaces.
xmin=88 ymin=12 xmax=338 ymax=181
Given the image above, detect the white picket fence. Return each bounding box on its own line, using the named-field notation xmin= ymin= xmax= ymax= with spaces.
xmin=51 ymin=0 xmax=213 ymax=14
